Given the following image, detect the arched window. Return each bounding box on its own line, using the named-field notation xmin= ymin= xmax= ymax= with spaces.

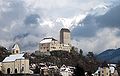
xmin=16 ymin=50 xmax=18 ymax=53
xmin=15 ymin=69 xmax=17 ymax=73
xmin=7 ymin=68 xmax=10 ymax=74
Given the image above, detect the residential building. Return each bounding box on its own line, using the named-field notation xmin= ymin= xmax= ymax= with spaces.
xmin=0 ymin=62 xmax=2 ymax=71
xmin=94 ymin=64 xmax=119 ymax=76
xmin=60 ymin=65 xmax=75 ymax=76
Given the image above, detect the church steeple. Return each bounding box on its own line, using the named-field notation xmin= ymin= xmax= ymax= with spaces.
xmin=11 ymin=43 xmax=20 ymax=54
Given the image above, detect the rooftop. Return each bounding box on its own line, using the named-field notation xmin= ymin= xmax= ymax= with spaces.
xmin=40 ymin=37 xmax=58 ymax=44
xmin=2 ymin=54 xmax=24 ymax=62
xmin=12 ymin=43 xmax=20 ymax=50
xmin=60 ymin=28 xmax=70 ymax=32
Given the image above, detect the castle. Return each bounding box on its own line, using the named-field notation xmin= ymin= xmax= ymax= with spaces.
xmin=38 ymin=28 xmax=71 ymax=53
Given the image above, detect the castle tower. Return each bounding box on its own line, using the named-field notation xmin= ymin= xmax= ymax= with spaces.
xmin=60 ymin=28 xmax=71 ymax=45
xmin=11 ymin=43 xmax=20 ymax=54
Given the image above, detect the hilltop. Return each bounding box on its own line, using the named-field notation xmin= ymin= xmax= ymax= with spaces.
xmin=96 ymin=48 xmax=120 ymax=63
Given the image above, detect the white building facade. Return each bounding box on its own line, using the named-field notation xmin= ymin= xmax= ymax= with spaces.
xmin=0 ymin=43 xmax=33 ymax=74
xmin=39 ymin=38 xmax=71 ymax=52
xmin=39 ymin=28 xmax=71 ymax=53
xmin=1 ymin=54 xmax=31 ymax=74
xmin=94 ymin=64 xmax=119 ymax=76
xmin=11 ymin=43 xmax=20 ymax=54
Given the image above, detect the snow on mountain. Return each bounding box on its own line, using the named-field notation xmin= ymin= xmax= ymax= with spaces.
xmin=55 ymin=14 xmax=87 ymax=29
xmin=40 ymin=18 xmax=55 ymax=28
xmin=39 ymin=4 xmax=109 ymax=30
xmin=90 ymin=4 xmax=109 ymax=16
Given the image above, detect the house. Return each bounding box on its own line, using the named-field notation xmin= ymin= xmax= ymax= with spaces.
xmin=94 ymin=64 xmax=119 ymax=76
xmin=0 ymin=62 xmax=2 ymax=71
xmin=60 ymin=65 xmax=75 ymax=76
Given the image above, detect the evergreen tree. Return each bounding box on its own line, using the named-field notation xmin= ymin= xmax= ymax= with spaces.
xmin=73 ymin=64 xmax=85 ymax=76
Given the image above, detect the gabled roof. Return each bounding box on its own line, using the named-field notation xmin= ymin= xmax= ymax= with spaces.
xmin=40 ymin=38 xmax=58 ymax=44
xmin=100 ymin=62 xmax=109 ymax=68
xmin=2 ymin=54 xmax=24 ymax=62
xmin=12 ymin=43 xmax=20 ymax=49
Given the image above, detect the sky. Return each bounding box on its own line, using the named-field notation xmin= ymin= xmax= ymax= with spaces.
xmin=0 ymin=0 xmax=120 ymax=54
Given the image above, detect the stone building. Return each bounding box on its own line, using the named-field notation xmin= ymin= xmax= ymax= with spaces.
xmin=38 ymin=28 xmax=71 ymax=53
xmin=39 ymin=37 xmax=71 ymax=53
xmin=2 ymin=54 xmax=30 ymax=74
xmin=94 ymin=64 xmax=119 ymax=76
xmin=60 ymin=28 xmax=71 ymax=45
xmin=0 ymin=43 xmax=33 ymax=74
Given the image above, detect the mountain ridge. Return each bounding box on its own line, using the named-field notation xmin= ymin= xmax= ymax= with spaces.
xmin=96 ymin=48 xmax=120 ymax=63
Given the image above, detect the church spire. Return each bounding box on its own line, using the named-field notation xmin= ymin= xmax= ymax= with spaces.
xmin=11 ymin=43 xmax=20 ymax=54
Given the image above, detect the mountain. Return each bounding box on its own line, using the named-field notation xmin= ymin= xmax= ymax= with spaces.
xmin=90 ymin=4 xmax=109 ymax=16
xmin=96 ymin=48 xmax=120 ymax=63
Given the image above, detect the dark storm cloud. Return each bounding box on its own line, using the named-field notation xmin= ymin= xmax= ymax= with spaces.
xmin=96 ymin=4 xmax=120 ymax=28
xmin=24 ymin=14 xmax=40 ymax=25
xmin=13 ymin=33 xmax=29 ymax=40
xmin=0 ymin=0 xmax=46 ymax=51
xmin=72 ymin=4 xmax=120 ymax=38
xmin=71 ymin=15 xmax=98 ymax=38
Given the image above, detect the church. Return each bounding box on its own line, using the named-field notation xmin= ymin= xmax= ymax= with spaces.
xmin=0 ymin=43 xmax=33 ymax=74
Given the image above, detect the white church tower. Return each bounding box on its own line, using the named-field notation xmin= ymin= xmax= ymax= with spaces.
xmin=11 ymin=43 xmax=20 ymax=54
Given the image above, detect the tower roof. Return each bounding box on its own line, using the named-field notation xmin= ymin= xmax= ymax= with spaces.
xmin=100 ymin=62 xmax=109 ymax=68
xmin=2 ymin=54 xmax=24 ymax=62
xmin=12 ymin=43 xmax=20 ymax=50
xmin=60 ymin=28 xmax=70 ymax=32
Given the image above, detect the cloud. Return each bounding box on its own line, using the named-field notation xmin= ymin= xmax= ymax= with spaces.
xmin=0 ymin=0 xmax=120 ymax=53
xmin=71 ymin=15 xmax=98 ymax=38
xmin=75 ymin=28 xmax=120 ymax=54
xmin=96 ymin=4 xmax=120 ymax=28
xmin=24 ymin=14 xmax=41 ymax=25
xmin=72 ymin=3 xmax=120 ymax=38
xmin=0 ymin=0 xmax=45 ymax=51
xmin=71 ymin=3 xmax=120 ymax=53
